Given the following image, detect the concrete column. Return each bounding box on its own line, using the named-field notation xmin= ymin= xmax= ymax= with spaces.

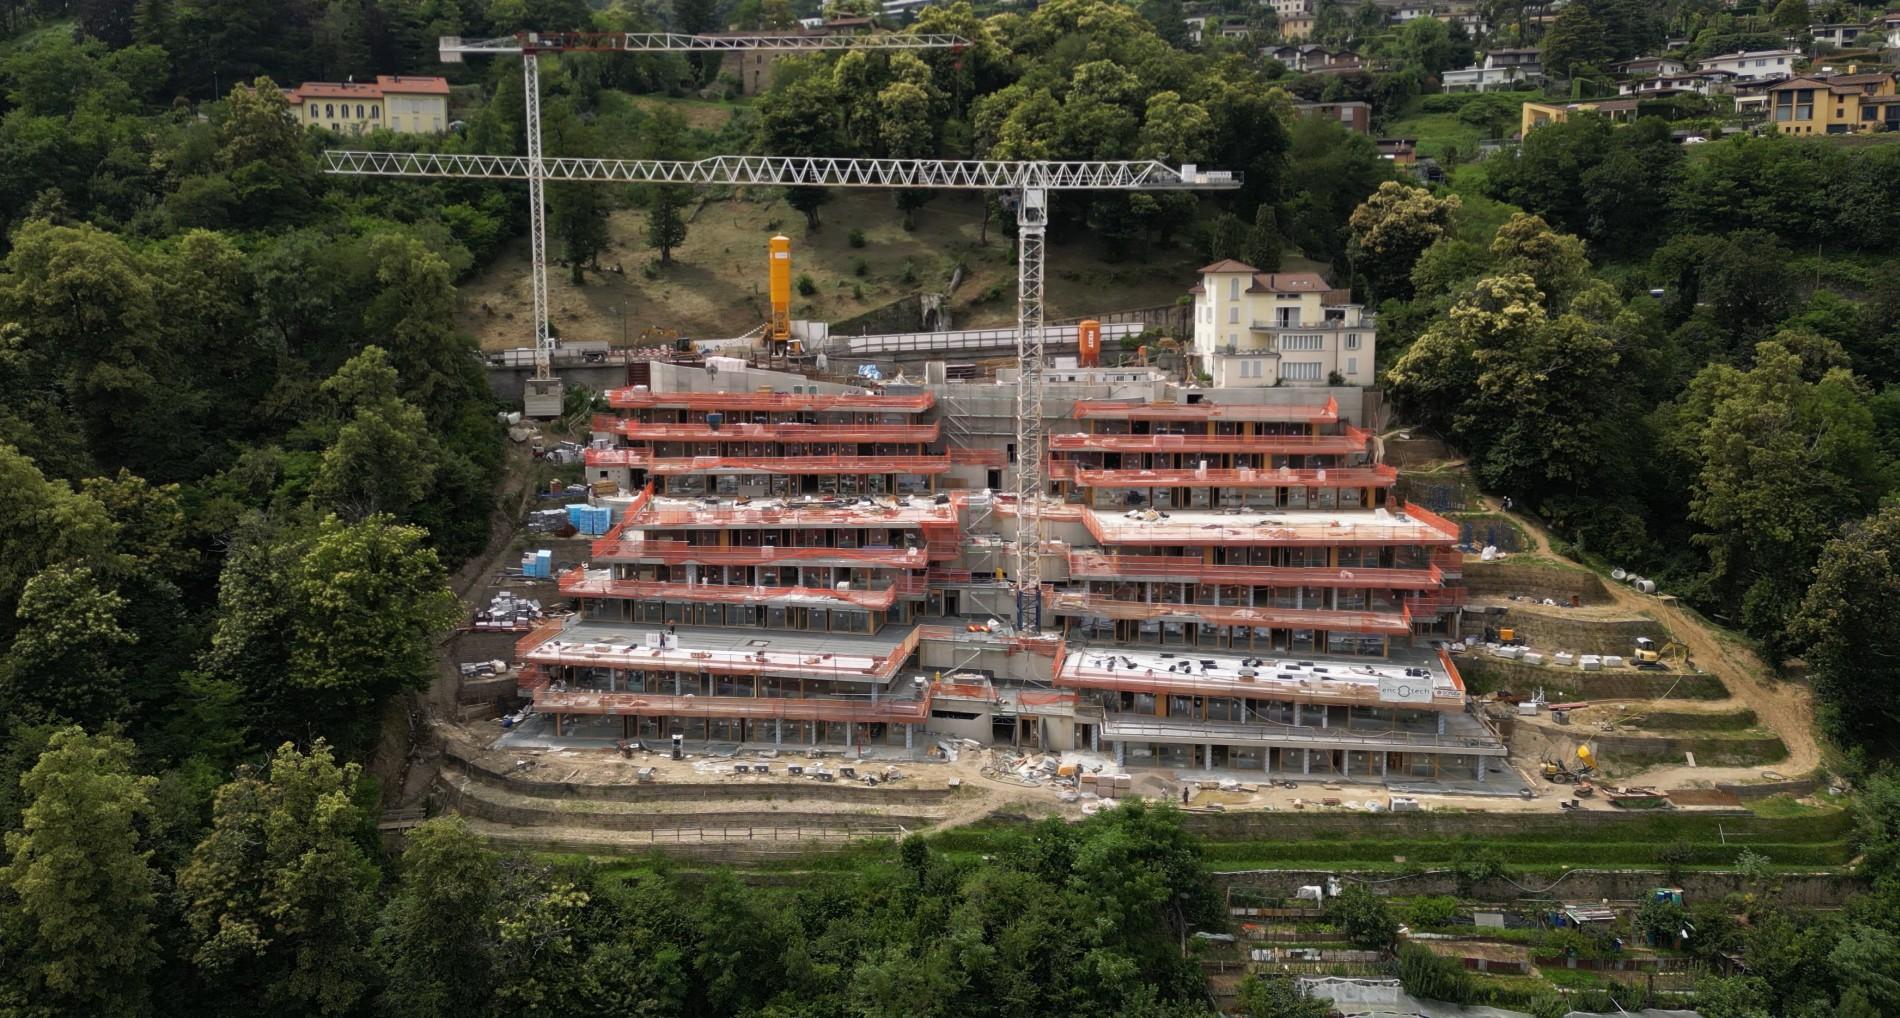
xmin=1437 ymin=713 xmax=1447 ymax=736
xmin=1116 ymin=741 xmax=1126 ymax=766
xmin=1091 ymin=725 xmax=1101 ymax=752
xmin=1303 ymin=748 xmax=1312 ymax=774
xmin=1293 ymin=702 xmax=1303 ymax=727
xmin=1204 ymin=743 xmax=1214 ymax=771
xmin=1320 ymin=707 xmax=1329 ymax=729
xmin=1265 ymin=747 xmax=1273 ymax=774
xmin=775 ymin=719 xmax=783 ymax=746
xmin=1380 ymin=753 xmax=1389 ymax=779
xmin=1476 ymin=757 xmax=1486 ymax=782
xmin=905 ymin=724 xmax=914 ymax=750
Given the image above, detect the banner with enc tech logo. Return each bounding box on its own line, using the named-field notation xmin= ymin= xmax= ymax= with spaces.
xmin=1378 ymin=676 xmax=1434 ymax=704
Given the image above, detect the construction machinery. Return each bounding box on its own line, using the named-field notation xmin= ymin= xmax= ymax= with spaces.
xmin=428 ymin=30 xmax=970 ymax=416
xmin=1632 ymin=637 xmax=1688 ymax=671
xmin=329 ymin=152 xmax=1238 ymax=639
xmin=767 ymin=234 xmax=794 ymax=354
xmin=1541 ymin=742 xmax=1598 ymax=784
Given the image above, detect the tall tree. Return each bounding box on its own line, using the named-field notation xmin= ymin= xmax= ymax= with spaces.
xmin=374 ymin=816 xmax=499 ymax=1018
xmin=1792 ymin=506 xmax=1900 ymax=756
xmin=646 ymin=187 xmax=689 ymax=265
xmin=179 ymin=740 xmax=381 ymax=1015
xmin=1541 ymin=3 xmax=1611 ymax=77
xmin=0 ymin=728 xmax=159 ymax=1018
xmin=1347 ymin=181 xmax=1461 ymax=302
xmin=0 ymin=565 xmax=135 ymax=730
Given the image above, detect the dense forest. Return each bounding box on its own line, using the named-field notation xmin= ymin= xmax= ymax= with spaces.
xmin=3 ymin=0 xmax=1900 ymax=1015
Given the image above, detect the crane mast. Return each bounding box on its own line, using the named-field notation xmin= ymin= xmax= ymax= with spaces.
xmin=439 ymin=31 xmax=969 ymax=415
xmin=329 ymin=36 xmax=1240 ymax=635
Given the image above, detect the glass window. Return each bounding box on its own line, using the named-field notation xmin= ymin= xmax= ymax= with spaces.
xmin=355 ymin=104 xmax=364 ymax=118
xmin=325 ymin=103 xmax=334 ymax=117
xmin=1228 ymin=278 xmax=1239 ymax=300
xmin=1227 ymin=306 xmax=1239 ymax=324
xmin=370 ymin=106 xmax=379 ymax=119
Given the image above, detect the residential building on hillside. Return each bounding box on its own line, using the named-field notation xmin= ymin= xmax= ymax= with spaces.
xmin=1617 ymin=70 xmax=1735 ymax=97
xmin=1293 ymin=100 xmax=1373 ymax=133
xmin=285 ymin=76 xmax=449 ymax=134
xmin=1279 ymin=13 xmax=1316 ymax=40
xmin=1807 ymin=22 xmax=1867 ymax=47
xmin=1696 ymin=48 xmax=1800 ymax=81
xmin=1766 ymin=71 xmax=1900 ymax=133
xmin=1611 ymin=56 xmax=1686 ymax=77
xmin=1442 ymin=53 xmax=1543 ymax=92
xmin=1519 ymin=97 xmax=1642 ymax=134
xmin=517 ymin=364 xmax=1497 ymax=781
xmin=1190 ymin=262 xmax=1377 ymax=388
xmin=1885 ymin=11 xmax=1900 ymax=48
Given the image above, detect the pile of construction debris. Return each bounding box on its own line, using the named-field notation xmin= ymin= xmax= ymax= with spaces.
xmin=473 ymin=591 xmax=545 ymax=631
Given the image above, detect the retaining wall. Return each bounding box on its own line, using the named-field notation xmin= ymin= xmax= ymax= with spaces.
xmin=1460 ymin=562 xmax=1610 ymax=604
xmin=1214 ymin=867 xmax=1866 ymax=908
xmin=435 ymin=778 xmax=935 ymax=832
xmin=1454 ymin=656 xmax=1728 ymax=700
xmin=443 ymin=745 xmax=957 ymax=806
xmin=1463 ymin=604 xmax=1667 ymax=657
xmin=1507 ymin=718 xmax=1786 ymax=765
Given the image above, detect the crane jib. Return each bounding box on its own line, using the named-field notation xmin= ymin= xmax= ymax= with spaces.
xmin=321 ymin=152 xmax=1243 ymax=191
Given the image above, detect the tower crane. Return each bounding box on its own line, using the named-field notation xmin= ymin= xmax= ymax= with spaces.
xmin=326 ymin=150 xmax=1240 ymax=631
xmin=379 ymin=30 xmax=1243 ymax=633
xmin=435 ymin=31 xmax=969 ymax=416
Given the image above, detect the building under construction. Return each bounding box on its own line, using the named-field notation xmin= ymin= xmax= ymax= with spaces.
xmin=514 ymin=359 xmax=1504 ymax=785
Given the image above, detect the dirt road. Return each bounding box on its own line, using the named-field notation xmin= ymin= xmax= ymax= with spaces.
xmin=1486 ymin=500 xmax=1822 ymax=785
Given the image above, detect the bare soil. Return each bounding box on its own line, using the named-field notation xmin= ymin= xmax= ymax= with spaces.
xmin=455 ymin=191 xmax=1242 ymax=351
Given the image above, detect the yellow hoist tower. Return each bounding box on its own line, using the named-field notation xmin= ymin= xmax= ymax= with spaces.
xmin=767 ymin=234 xmax=796 ymax=355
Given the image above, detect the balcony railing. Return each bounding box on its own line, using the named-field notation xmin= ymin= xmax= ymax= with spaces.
xmin=1047 ymin=590 xmax=1414 ymax=635
xmin=558 ymin=567 xmax=927 ymax=610
xmin=1066 ymin=551 xmax=1443 ymax=590
xmin=588 ymin=539 xmax=929 ymax=568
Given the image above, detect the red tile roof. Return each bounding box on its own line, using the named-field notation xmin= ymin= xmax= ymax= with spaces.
xmin=375 ymin=75 xmax=451 ymax=95
xmin=1198 ymin=259 xmax=1260 ymax=274
xmin=1247 ymin=272 xmax=1331 ymax=293
xmin=285 ymin=76 xmax=449 ymax=103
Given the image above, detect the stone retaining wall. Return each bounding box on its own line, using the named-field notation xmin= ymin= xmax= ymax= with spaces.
xmin=435 ymin=778 xmax=935 ymax=832
xmin=1215 ymin=867 xmax=1865 ymax=908
xmin=1461 ymin=562 xmax=1610 ymax=604
xmin=1463 ymin=605 xmax=1666 ymax=657
xmin=1454 ymin=656 xmax=1728 ymax=700
xmin=443 ymin=745 xmax=957 ymax=806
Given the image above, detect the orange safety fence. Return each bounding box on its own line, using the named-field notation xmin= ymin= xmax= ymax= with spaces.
xmin=605 ymin=389 xmax=935 ymax=413
xmin=586 ymin=484 xmax=654 ymax=554
xmin=1018 ymin=691 xmax=1081 ymax=706
xmin=1068 ymin=464 xmax=1399 ymax=489
xmin=642 ymin=454 xmax=953 ymax=476
xmin=532 ymin=688 xmax=933 ymax=723
xmin=558 ymin=567 xmax=927 ymax=609
xmin=591 ymin=540 xmax=929 ymax=567
xmin=617 ymin=501 xmax=956 ymax=530
xmin=1081 ymin=510 xmax=1461 ymax=549
xmin=525 ymin=624 xmax=922 ymax=682
xmin=1066 ymin=552 xmax=1446 ymax=590
xmin=947 ymin=447 xmax=1007 ymax=466
xmin=594 ymin=415 xmax=942 ymax=443
xmin=515 ymin=617 xmax=568 ymax=657
xmin=1071 ymin=397 xmax=1339 ymax=423
xmin=1048 ymin=425 xmax=1373 ymax=455
xmin=1438 ymin=645 xmax=1467 ymax=693
xmin=1047 ymin=591 xmax=1415 ymax=635
xmin=1397 ymin=501 xmax=1463 ymax=541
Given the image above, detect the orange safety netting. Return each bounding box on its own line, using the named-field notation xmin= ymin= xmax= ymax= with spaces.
xmin=515 ymin=618 xmax=567 ymax=657
xmin=1047 ymin=591 xmax=1414 ymax=635
xmin=590 ymin=540 xmax=929 ymax=567
xmin=605 ymin=390 xmax=934 ymax=413
xmin=1067 ymin=464 xmax=1398 ymax=489
xmin=1081 ymin=511 xmax=1461 ymax=549
xmin=592 ymin=414 xmax=943 ymax=443
xmin=643 ymin=454 xmax=952 ymax=476
xmin=557 ymin=568 xmax=927 ymax=610
xmin=1065 ymin=551 xmax=1446 ymax=590
xmin=1070 ymin=395 xmax=1339 ymax=423
xmin=532 ymin=688 xmax=933 ymax=723
xmin=1048 ymin=425 xmax=1372 ymax=455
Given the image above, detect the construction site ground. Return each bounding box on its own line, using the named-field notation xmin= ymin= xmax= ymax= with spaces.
xmin=455 ymin=190 xmax=1323 ymax=350
xmin=389 ymin=444 xmax=1832 ymax=857
xmin=1472 ymin=499 xmax=1822 ymax=793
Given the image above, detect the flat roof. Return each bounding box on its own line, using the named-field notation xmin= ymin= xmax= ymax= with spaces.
xmin=1059 ymin=644 xmax=1467 ymax=709
xmin=524 ymin=620 xmax=917 ymax=683
xmin=621 ymin=494 xmax=958 ymax=531
xmin=1085 ymin=507 xmax=1458 ymax=547
xmin=1071 ymin=396 xmax=1338 ymax=423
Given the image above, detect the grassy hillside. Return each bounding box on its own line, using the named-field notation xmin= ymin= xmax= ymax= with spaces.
xmin=457 ymin=190 xmax=1224 ymax=350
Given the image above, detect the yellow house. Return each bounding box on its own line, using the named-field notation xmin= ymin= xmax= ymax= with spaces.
xmin=1767 ymin=72 xmax=1900 ymax=135
xmin=1189 ymin=261 xmax=1376 ymax=387
xmin=1519 ymin=97 xmax=1642 ymax=136
xmin=285 ymin=75 xmax=451 ymax=135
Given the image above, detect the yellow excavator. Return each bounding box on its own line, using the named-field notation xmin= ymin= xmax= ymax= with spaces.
xmin=1633 ymin=637 xmax=1689 ymax=671
xmin=1542 ymin=743 xmax=1599 ymax=784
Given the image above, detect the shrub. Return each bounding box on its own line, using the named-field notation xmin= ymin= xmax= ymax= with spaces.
xmin=1326 ymin=884 xmax=1398 ymax=950
xmin=901 ymin=260 xmax=918 ymax=284
xmin=795 ymin=274 xmax=817 ymax=296
xmin=848 ymin=227 xmax=866 ymax=248
xmin=1403 ymin=895 xmax=1463 ymax=929
xmin=852 ymin=257 xmax=868 ymax=276
xmin=1397 ymin=943 xmax=1473 ymax=1004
